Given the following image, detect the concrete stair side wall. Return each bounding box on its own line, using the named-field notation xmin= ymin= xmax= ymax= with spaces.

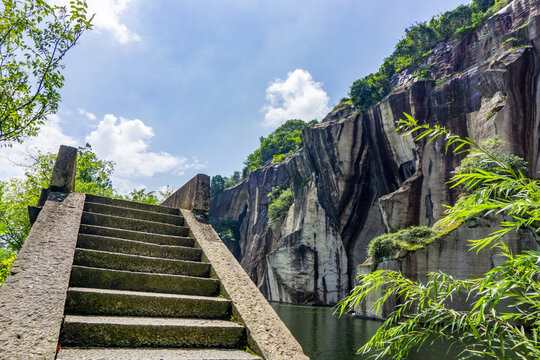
xmin=183 ymin=209 xmax=309 ymax=360
xmin=0 ymin=192 xmax=86 ymax=359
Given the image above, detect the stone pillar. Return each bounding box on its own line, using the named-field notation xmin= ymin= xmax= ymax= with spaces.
xmin=28 ymin=145 xmax=78 ymax=225
xmin=161 ymin=174 xmax=210 ymax=213
xmin=49 ymin=145 xmax=78 ymax=193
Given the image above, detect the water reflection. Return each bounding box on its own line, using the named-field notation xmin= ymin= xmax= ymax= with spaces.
xmin=271 ymin=303 xmax=461 ymax=360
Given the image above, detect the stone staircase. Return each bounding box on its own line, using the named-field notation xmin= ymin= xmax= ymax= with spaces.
xmin=56 ymin=194 xmax=260 ymax=360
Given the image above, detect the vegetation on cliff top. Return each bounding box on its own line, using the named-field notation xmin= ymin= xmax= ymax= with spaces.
xmin=350 ymin=0 xmax=511 ymax=112
xmin=210 ymin=119 xmax=316 ymax=196
xmin=339 ymin=116 xmax=540 ymax=359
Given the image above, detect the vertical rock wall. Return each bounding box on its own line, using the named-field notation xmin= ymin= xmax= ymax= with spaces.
xmin=210 ymin=0 xmax=540 ymax=305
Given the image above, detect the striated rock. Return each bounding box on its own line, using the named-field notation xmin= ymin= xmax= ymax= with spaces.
xmin=354 ymin=220 xmax=540 ymax=319
xmin=211 ymin=0 xmax=540 ymax=305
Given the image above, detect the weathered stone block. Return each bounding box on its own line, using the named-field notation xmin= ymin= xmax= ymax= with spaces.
xmin=162 ymin=174 xmax=210 ymax=212
xmin=49 ymin=145 xmax=77 ymax=193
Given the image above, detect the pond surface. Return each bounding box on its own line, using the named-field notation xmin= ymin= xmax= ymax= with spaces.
xmin=271 ymin=303 xmax=462 ymax=360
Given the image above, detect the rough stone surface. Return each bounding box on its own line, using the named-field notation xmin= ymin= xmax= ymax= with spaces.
xmin=210 ymin=0 xmax=540 ymax=305
xmin=56 ymin=348 xmax=262 ymax=360
xmin=181 ymin=209 xmax=309 ymax=360
xmin=0 ymin=192 xmax=85 ymax=360
xmin=355 ymin=220 xmax=540 ymax=319
xmin=60 ymin=315 xmax=245 ymax=348
xmin=73 ymin=248 xmax=210 ymax=276
xmin=77 ymin=234 xmax=201 ymax=261
xmin=86 ymin=193 xmax=180 ymax=215
xmin=81 ymin=212 xmax=190 ymax=236
xmin=79 ymin=224 xmax=194 ymax=247
xmin=163 ymin=174 xmax=210 ymax=212
xmin=65 ymin=287 xmax=231 ymax=318
xmin=49 ymin=145 xmax=77 ymax=192
xmin=84 ymin=201 xmax=184 ymax=225
xmin=69 ymin=265 xmax=219 ymax=296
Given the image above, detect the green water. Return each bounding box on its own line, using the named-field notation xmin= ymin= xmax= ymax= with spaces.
xmin=271 ymin=303 xmax=461 ymax=360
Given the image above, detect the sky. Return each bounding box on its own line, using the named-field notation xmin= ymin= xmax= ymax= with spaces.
xmin=0 ymin=0 xmax=471 ymax=194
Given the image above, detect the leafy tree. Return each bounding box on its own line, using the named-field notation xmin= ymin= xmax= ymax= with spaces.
xmin=0 ymin=145 xmax=115 ymax=250
xmin=224 ymin=171 xmax=242 ymax=188
xmin=210 ymin=175 xmax=225 ymax=196
xmin=338 ymin=115 xmax=540 ymax=359
xmin=0 ymin=0 xmax=92 ymax=144
xmin=120 ymin=186 xmax=174 ymax=204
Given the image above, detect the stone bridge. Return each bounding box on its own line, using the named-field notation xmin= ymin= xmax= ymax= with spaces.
xmin=0 ymin=145 xmax=308 ymax=360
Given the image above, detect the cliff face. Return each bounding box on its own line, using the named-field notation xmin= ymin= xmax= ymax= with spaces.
xmin=210 ymin=0 xmax=540 ymax=305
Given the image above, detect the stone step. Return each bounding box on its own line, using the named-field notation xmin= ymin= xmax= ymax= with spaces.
xmin=60 ymin=316 xmax=245 ymax=348
xmin=84 ymin=201 xmax=184 ymax=226
xmin=65 ymin=287 xmax=231 ymax=319
xmin=73 ymin=248 xmax=210 ymax=277
xmin=81 ymin=212 xmax=189 ymax=237
xmin=56 ymin=348 xmax=262 ymax=360
xmin=70 ymin=266 xmax=219 ymax=296
xmin=77 ymin=234 xmax=201 ymax=262
xmin=85 ymin=194 xmax=179 ymax=215
xmin=79 ymin=224 xmax=194 ymax=247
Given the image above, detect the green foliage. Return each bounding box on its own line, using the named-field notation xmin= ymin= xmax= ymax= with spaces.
xmin=242 ymin=119 xmax=316 ymax=177
xmin=209 ymin=218 xmax=238 ymax=243
xmin=349 ymin=0 xmax=510 ymax=112
xmin=224 ymin=171 xmax=242 ymax=188
xmin=268 ymin=187 xmax=293 ymax=223
xmin=119 ymin=186 xmax=173 ymax=205
xmin=0 ymin=0 xmax=92 ymax=144
xmin=456 ymin=136 xmax=528 ymax=193
xmin=210 ymin=175 xmax=226 ymax=196
xmin=121 ymin=189 xmax=157 ymax=204
xmin=338 ymin=116 xmax=540 ymax=359
xmin=366 ymin=235 xmax=400 ymax=262
xmin=272 ymin=154 xmax=286 ymax=163
xmin=0 ymin=145 xmax=115 ymax=251
xmin=0 ymin=249 xmax=16 ymax=288
xmin=367 ymin=226 xmax=437 ymax=262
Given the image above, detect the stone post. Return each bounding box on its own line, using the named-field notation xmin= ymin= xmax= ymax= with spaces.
xmin=28 ymin=145 xmax=78 ymax=225
xmin=49 ymin=145 xmax=78 ymax=193
xmin=161 ymin=174 xmax=210 ymax=213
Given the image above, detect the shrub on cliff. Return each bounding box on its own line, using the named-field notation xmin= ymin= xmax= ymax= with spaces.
xmin=456 ymin=136 xmax=528 ymax=193
xmin=268 ymin=187 xmax=293 ymax=223
xmin=367 ymin=226 xmax=437 ymax=262
xmin=338 ymin=115 xmax=540 ymax=359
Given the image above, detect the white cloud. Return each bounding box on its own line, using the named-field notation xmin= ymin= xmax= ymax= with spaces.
xmin=0 ymin=115 xmax=78 ymax=180
xmin=86 ymin=114 xmax=204 ymax=192
xmin=78 ymin=108 xmax=96 ymax=121
xmin=261 ymin=69 xmax=330 ymax=128
xmin=52 ymin=0 xmax=140 ymax=43
xmin=0 ymin=111 xmax=204 ymax=194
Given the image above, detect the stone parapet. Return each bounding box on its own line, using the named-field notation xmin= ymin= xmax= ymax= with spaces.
xmin=162 ymin=174 xmax=210 ymax=213
xmin=0 ymin=192 xmax=86 ymax=360
xmin=181 ymin=209 xmax=309 ymax=360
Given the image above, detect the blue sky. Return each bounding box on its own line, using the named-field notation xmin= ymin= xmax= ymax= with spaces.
xmin=0 ymin=0 xmax=470 ymax=193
